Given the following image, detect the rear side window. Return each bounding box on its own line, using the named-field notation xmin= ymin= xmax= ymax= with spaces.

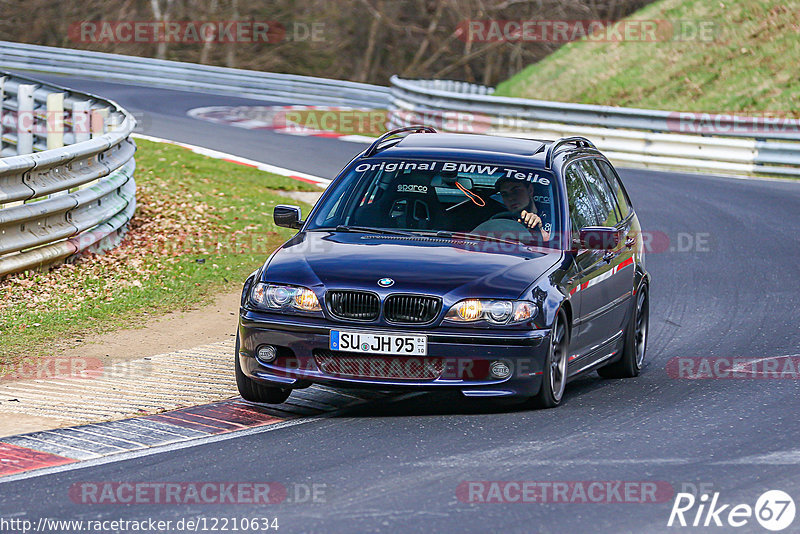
xmin=596 ymin=159 xmax=631 ymax=219
xmin=565 ymin=164 xmax=600 ymax=239
xmin=577 ymin=159 xmax=620 ymax=226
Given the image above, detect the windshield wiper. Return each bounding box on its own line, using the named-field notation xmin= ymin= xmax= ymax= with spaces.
xmin=312 ymin=226 xmax=523 ymax=245
xmin=327 ymin=225 xmax=420 ymax=237
xmin=432 ymin=230 xmax=523 ymax=246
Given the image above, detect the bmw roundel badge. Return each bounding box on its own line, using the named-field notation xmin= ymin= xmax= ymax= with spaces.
xmin=378 ymin=278 xmax=394 ymax=287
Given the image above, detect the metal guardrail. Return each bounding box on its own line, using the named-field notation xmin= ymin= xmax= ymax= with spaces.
xmin=389 ymin=76 xmax=800 ymax=178
xmin=0 ymin=41 xmax=391 ymax=109
xmin=0 ymin=70 xmax=136 ymax=277
xmin=3 ymin=42 xmax=797 ymax=177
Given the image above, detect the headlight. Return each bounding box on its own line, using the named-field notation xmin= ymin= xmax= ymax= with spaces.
xmin=445 ymin=299 xmax=535 ymax=325
xmin=251 ymin=283 xmax=321 ymax=312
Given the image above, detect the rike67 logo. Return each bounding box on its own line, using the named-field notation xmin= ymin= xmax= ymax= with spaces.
xmin=668 ymin=490 xmax=795 ymax=531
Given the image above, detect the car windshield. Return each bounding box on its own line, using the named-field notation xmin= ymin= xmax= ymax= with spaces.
xmin=307 ymin=158 xmax=563 ymax=247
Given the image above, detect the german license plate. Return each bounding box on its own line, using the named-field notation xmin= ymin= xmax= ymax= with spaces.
xmin=330 ymin=330 xmax=427 ymax=356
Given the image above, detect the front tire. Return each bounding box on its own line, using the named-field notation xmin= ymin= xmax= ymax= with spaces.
xmin=598 ymin=287 xmax=649 ymax=379
xmin=531 ymin=309 xmax=569 ymax=409
xmin=235 ymin=334 xmax=291 ymax=404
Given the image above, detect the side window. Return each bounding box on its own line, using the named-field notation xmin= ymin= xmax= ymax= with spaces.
xmin=319 ymin=193 xmax=345 ymax=224
xmin=577 ymin=159 xmax=620 ymax=227
xmin=565 ymin=164 xmax=600 ymax=240
xmin=315 ymin=168 xmax=373 ymax=226
xmin=596 ymin=159 xmax=631 ymax=219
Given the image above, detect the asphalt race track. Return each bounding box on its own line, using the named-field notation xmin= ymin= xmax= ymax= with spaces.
xmin=1 ymin=74 xmax=799 ymax=533
xmin=31 ymin=74 xmax=358 ymax=179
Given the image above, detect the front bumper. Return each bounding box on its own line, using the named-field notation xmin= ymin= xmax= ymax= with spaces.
xmin=238 ymin=309 xmax=551 ymax=397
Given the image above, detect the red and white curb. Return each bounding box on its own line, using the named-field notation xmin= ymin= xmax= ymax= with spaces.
xmin=0 ymin=399 xmax=281 ymax=477
xmin=0 ymin=388 xmax=394 ymax=480
xmin=187 ymin=105 xmax=378 ymax=144
xmin=132 ymin=133 xmax=332 ymax=187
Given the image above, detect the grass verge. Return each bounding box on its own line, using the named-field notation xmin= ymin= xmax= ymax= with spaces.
xmin=494 ymin=0 xmax=800 ymax=115
xmin=0 ymin=138 xmax=320 ymax=365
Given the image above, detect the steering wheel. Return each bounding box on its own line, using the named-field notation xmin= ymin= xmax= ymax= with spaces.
xmin=492 ymin=212 xmax=522 ymax=222
xmin=471 ymin=217 xmax=537 ymax=241
xmin=485 ymin=212 xmax=548 ymax=244
xmin=492 ymin=212 xmax=536 ymax=230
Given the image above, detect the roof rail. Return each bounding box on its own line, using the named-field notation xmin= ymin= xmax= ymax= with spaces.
xmin=544 ymin=136 xmax=597 ymax=169
xmin=363 ymin=125 xmax=437 ymax=158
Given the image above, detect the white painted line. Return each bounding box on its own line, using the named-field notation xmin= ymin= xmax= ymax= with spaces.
xmin=339 ymin=134 xmax=375 ymax=144
xmin=413 ymin=458 xmax=693 ymax=467
xmin=230 ymin=119 xmax=271 ymax=129
xmin=730 ymin=353 xmax=800 ymax=374
xmin=131 ymin=133 xmax=332 ymax=186
xmin=714 ymin=450 xmax=800 ymax=465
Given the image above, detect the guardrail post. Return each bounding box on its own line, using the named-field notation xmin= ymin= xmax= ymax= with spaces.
xmin=91 ymin=107 xmax=109 ymax=138
xmin=72 ymin=100 xmax=91 ymax=143
xmin=107 ymin=112 xmax=123 ymax=133
xmin=46 ymin=92 xmax=67 ymax=198
xmin=46 ymin=92 xmax=64 ymax=150
xmin=0 ymin=76 xmax=5 ymax=156
xmin=16 ymin=83 xmax=35 ymax=155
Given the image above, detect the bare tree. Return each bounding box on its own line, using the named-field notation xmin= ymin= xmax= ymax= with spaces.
xmin=199 ymin=0 xmax=219 ymax=65
xmin=149 ymin=0 xmax=175 ymax=59
xmin=0 ymin=0 xmax=654 ymax=86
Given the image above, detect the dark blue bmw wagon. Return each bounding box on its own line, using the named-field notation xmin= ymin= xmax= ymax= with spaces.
xmin=236 ymin=127 xmax=650 ymax=408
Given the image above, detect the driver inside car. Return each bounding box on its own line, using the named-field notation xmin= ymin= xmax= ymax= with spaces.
xmin=492 ymin=176 xmax=551 ymax=241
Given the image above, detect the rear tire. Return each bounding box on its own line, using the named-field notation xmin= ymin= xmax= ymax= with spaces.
xmin=235 ymin=334 xmax=291 ymax=404
xmin=598 ymin=287 xmax=649 ymax=379
xmin=531 ymin=309 xmax=569 ymax=409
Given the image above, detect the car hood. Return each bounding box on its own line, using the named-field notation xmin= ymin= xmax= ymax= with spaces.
xmin=261 ymin=231 xmax=562 ymax=301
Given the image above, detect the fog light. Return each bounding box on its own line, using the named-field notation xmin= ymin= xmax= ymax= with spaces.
xmin=256 ymin=345 xmax=278 ymax=364
xmin=490 ymin=360 xmax=512 ymax=379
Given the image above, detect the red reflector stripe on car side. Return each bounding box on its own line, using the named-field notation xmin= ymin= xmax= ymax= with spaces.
xmin=617 ymin=256 xmax=634 ymax=270
xmin=569 ymin=256 xmax=635 ymax=295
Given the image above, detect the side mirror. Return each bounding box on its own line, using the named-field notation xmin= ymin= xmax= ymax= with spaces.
xmin=274 ymin=205 xmax=303 ymax=230
xmin=579 ymin=226 xmax=622 ymax=250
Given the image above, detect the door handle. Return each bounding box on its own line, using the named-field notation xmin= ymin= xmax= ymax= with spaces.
xmin=625 ymin=236 xmax=636 ymax=248
xmin=603 ymin=251 xmax=614 ymax=263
